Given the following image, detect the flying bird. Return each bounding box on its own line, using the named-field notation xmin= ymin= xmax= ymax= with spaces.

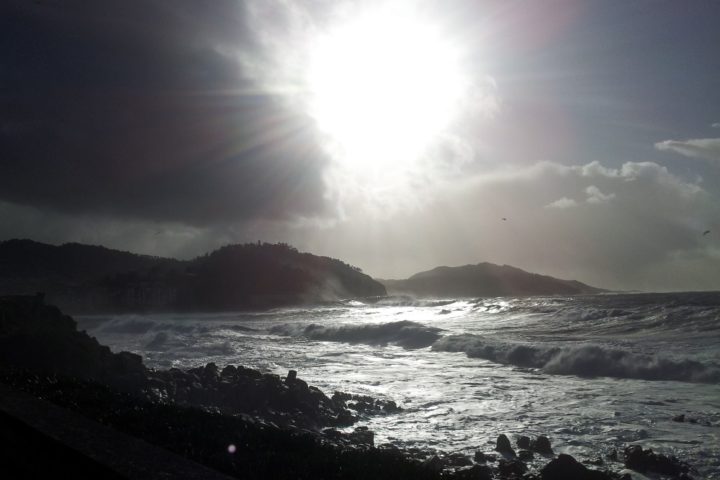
xmin=702 ymin=230 xmax=711 ymax=236
xmin=501 ymin=218 xmax=507 ymax=221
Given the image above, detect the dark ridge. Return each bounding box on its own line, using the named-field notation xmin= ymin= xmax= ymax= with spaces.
xmin=379 ymin=262 xmax=603 ymax=298
xmin=0 ymin=239 xmax=385 ymax=313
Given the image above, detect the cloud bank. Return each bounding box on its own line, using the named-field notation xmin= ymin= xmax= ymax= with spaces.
xmin=319 ymin=159 xmax=720 ymax=291
xmin=655 ymin=138 xmax=720 ymax=164
xmin=0 ymin=1 xmax=329 ymax=225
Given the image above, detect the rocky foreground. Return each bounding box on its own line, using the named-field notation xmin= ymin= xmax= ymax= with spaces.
xmin=0 ymin=295 xmax=698 ymax=479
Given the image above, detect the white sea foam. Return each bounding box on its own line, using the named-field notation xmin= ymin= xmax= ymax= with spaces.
xmin=432 ymin=335 xmax=720 ymax=383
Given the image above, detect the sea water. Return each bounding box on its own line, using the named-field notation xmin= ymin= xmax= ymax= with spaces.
xmin=77 ymin=292 xmax=720 ymax=477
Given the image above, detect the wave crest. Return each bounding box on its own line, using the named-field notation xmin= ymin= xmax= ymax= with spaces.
xmin=432 ymin=335 xmax=720 ymax=383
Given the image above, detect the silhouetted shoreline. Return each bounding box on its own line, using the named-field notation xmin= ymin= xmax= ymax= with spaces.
xmin=0 ymin=296 xmax=697 ymax=479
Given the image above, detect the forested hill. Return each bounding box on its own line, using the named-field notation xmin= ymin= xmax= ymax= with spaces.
xmin=380 ymin=262 xmax=602 ymax=297
xmin=0 ymin=240 xmax=385 ymax=312
xmin=179 ymin=243 xmax=386 ymax=310
xmin=0 ymin=239 xmax=175 ymax=284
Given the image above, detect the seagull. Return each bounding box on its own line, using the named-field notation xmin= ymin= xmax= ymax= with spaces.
xmin=501 ymin=218 xmax=507 ymax=221
xmin=702 ymin=230 xmax=711 ymax=236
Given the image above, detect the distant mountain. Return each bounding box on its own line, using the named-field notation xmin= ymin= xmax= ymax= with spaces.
xmin=0 ymin=239 xmax=385 ymax=312
xmin=379 ymin=263 xmax=602 ymax=297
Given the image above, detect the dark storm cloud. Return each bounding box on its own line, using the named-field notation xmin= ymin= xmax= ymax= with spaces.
xmin=0 ymin=0 xmax=329 ymax=225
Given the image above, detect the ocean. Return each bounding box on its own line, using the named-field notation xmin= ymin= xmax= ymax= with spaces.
xmin=77 ymin=292 xmax=720 ymax=477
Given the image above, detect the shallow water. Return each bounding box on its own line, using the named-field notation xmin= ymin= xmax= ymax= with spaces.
xmin=78 ymin=292 xmax=720 ymax=477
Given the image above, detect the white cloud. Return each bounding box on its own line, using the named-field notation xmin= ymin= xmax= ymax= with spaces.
xmin=585 ymin=185 xmax=615 ymax=204
xmin=711 ymin=123 xmax=720 ymax=128
xmin=655 ymin=138 xmax=720 ymax=163
xmin=546 ymin=197 xmax=578 ymax=209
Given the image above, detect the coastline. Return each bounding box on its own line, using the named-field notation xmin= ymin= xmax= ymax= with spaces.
xmin=0 ymin=296 xmax=697 ymax=479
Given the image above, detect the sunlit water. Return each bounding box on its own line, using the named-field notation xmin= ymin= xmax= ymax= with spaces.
xmin=78 ymin=292 xmax=720 ymax=477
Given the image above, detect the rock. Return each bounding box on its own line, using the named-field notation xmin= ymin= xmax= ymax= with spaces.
xmin=453 ymin=464 xmax=493 ymax=480
xmin=285 ymin=369 xmax=297 ymax=384
xmin=448 ymin=452 xmax=473 ymax=467
xmin=350 ymin=426 xmax=374 ymax=446
xmin=334 ymin=409 xmax=355 ymax=427
xmin=484 ymin=453 xmax=497 ymax=462
xmin=498 ymin=458 xmax=527 ymax=477
xmin=422 ymin=455 xmax=445 ymax=473
xmin=221 ymin=365 xmax=237 ymax=378
xmin=540 ymin=454 xmax=611 ymax=480
xmin=474 ymin=451 xmax=486 ymax=463
xmin=203 ymin=362 xmax=219 ymax=379
xmin=495 ymin=434 xmax=516 ymax=457
xmin=606 ymin=449 xmax=618 ymax=461
xmin=518 ymin=450 xmax=534 ymax=461
xmin=517 ymin=435 xmax=531 ymax=449
xmin=332 ymin=391 xmax=352 ymax=404
xmin=382 ymin=400 xmax=401 ymax=413
xmin=530 ymin=435 xmax=553 ymax=454
xmin=322 ymin=428 xmax=342 ymax=440
xmin=623 ymin=445 xmax=691 ymax=476
xmin=673 ymin=414 xmax=685 ymax=422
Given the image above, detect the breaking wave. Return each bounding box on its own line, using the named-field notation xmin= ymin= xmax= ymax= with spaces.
xmin=363 ymin=296 xmax=459 ymax=308
xmin=269 ymin=320 xmax=443 ymax=349
xmin=432 ymin=335 xmax=720 ymax=383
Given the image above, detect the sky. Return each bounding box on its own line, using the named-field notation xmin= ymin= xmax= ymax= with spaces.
xmin=2 ymin=0 xmax=720 ymax=291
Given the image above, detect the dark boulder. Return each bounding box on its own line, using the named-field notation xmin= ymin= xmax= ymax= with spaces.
xmin=448 ymin=452 xmax=473 ymax=467
xmin=422 ymin=455 xmax=445 ymax=473
xmin=518 ymin=450 xmax=534 ymax=461
xmin=452 ymin=464 xmax=493 ymax=480
xmin=517 ymin=435 xmax=530 ymax=449
xmin=220 ymin=365 xmax=237 ymax=378
xmin=540 ymin=454 xmax=612 ymax=480
xmin=474 ymin=451 xmax=486 ymax=463
xmin=382 ymin=400 xmax=401 ymax=413
xmin=495 ymin=434 xmax=516 ymax=457
xmin=530 ymin=436 xmax=553 ymax=455
xmin=349 ymin=426 xmax=374 ymax=446
xmin=498 ymin=458 xmax=527 ymax=477
xmin=624 ymin=445 xmax=692 ymax=477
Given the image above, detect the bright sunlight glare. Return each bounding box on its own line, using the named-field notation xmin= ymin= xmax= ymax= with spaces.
xmin=306 ymin=8 xmax=468 ymax=168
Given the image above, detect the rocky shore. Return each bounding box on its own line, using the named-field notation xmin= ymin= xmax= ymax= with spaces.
xmin=0 ymin=295 xmax=698 ymax=479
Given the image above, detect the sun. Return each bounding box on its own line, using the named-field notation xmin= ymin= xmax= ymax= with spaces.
xmin=306 ymin=7 xmax=467 ymax=169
